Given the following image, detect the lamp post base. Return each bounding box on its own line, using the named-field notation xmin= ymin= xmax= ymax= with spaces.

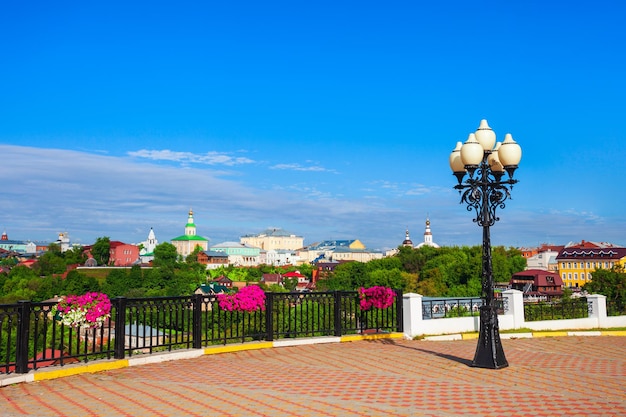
xmin=471 ymin=305 xmax=508 ymax=369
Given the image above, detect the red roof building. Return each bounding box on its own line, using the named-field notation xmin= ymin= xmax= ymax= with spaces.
xmin=510 ymin=269 xmax=564 ymax=300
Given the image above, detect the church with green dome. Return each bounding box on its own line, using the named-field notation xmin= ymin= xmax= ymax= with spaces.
xmin=171 ymin=209 xmax=209 ymax=257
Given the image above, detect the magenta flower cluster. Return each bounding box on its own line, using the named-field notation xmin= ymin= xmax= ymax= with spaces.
xmin=358 ymin=286 xmax=396 ymax=311
xmin=217 ymin=285 xmax=266 ymax=313
xmin=55 ymin=292 xmax=112 ymax=328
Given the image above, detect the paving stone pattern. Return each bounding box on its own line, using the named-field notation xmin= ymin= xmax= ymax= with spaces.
xmin=1 ymin=336 xmax=625 ymax=417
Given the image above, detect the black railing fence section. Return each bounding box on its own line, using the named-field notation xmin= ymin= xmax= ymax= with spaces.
xmin=1 ymin=290 xmax=403 ymax=375
xmin=421 ymin=297 xmax=507 ymax=319
xmin=523 ymin=298 xmax=589 ymax=322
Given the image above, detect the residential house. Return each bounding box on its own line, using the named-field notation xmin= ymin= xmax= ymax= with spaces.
xmin=282 ymin=271 xmax=312 ymax=291
xmin=311 ymin=260 xmax=343 ymax=287
xmin=197 ymin=250 xmax=230 ymax=269
xmin=212 ymin=275 xmax=234 ymax=288
xmin=260 ymin=273 xmax=283 ymax=287
xmin=522 ymin=244 xmax=564 ymax=272
xmin=509 ymin=269 xmax=564 ymax=301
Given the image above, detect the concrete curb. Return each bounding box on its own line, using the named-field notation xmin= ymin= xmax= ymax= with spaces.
xmin=421 ymin=329 xmax=626 ymax=341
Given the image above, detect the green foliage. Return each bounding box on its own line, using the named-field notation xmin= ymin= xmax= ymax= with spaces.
xmin=317 ymin=245 xmax=526 ymax=296
xmin=152 ymin=242 xmax=179 ymax=268
xmin=33 ymin=250 xmax=67 ymax=276
xmin=62 ymin=270 xmax=100 ymax=294
xmin=583 ymin=266 xmax=626 ymax=313
xmin=91 ymin=237 xmax=111 ymax=266
xmin=283 ymin=277 xmax=298 ymax=292
xmin=63 ymin=246 xmax=87 ymax=265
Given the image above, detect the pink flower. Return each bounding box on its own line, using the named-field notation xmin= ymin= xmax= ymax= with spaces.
xmin=217 ymin=286 xmax=266 ymax=313
xmin=54 ymin=292 xmax=111 ymax=328
xmin=358 ymin=286 xmax=396 ymax=311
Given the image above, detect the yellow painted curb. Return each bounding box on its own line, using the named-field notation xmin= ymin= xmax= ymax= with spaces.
xmin=532 ymin=331 xmax=569 ymax=338
xmin=204 ymin=342 xmax=274 ymax=355
xmin=601 ymin=330 xmax=626 ymax=336
xmin=34 ymin=360 xmax=129 ymax=381
xmin=340 ymin=332 xmax=403 ymax=343
xmin=461 ymin=333 xmax=479 ymax=340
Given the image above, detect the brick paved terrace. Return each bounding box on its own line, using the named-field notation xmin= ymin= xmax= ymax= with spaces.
xmin=1 ymin=336 xmax=625 ymax=417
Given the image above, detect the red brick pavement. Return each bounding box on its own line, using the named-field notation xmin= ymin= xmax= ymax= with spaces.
xmin=1 ymin=336 xmax=625 ymax=417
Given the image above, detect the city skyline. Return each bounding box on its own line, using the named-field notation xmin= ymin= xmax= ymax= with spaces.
xmin=1 ymin=2 xmax=625 ymax=250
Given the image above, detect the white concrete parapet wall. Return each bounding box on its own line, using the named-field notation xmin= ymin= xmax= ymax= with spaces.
xmin=403 ymin=290 xmax=620 ymax=339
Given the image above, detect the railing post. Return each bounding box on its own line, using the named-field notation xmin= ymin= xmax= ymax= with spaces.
xmin=586 ymin=294 xmax=608 ymax=328
xmin=192 ymin=293 xmax=202 ymax=349
xmin=15 ymin=300 xmax=31 ymax=374
xmin=265 ymin=292 xmax=274 ymax=341
xmin=114 ymin=297 xmax=127 ymax=359
xmin=334 ymin=291 xmax=342 ymax=337
xmin=395 ymin=289 xmax=403 ymax=332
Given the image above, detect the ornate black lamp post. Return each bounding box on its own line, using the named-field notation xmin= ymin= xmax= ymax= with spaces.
xmin=449 ymin=119 xmax=522 ymax=369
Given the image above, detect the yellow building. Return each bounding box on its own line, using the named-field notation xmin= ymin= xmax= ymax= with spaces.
xmin=556 ymin=241 xmax=626 ymax=288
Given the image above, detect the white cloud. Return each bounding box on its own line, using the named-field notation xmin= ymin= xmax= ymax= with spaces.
xmin=270 ymin=163 xmax=335 ymax=172
xmin=1 ymin=144 xmax=624 ymax=250
xmin=128 ymin=149 xmax=255 ymax=166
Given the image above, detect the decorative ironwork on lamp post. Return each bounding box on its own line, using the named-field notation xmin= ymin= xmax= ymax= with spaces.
xmin=449 ymin=119 xmax=522 ymax=369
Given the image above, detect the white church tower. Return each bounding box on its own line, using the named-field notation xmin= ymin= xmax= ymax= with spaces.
xmin=416 ymin=218 xmax=440 ymax=248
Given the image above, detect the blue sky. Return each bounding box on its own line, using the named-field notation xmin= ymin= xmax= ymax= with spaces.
xmin=1 ymin=1 xmax=625 ymax=251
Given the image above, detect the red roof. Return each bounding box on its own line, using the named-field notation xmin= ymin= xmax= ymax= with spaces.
xmin=283 ymin=271 xmax=305 ymax=278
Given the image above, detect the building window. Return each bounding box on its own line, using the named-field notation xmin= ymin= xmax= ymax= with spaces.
xmin=568 ymin=273 xmax=572 ymax=280
xmin=581 ymin=273 xmax=585 ymax=280
xmin=574 ymin=273 xmax=578 ymax=280
xmin=568 ymin=262 xmax=572 ymax=269
xmin=562 ymin=273 xmax=566 ymax=280
xmin=586 ymin=262 xmax=591 ymax=268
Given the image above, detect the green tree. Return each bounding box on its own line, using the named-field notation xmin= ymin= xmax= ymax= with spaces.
xmin=102 ymin=268 xmax=131 ymax=297
xmin=91 ymin=237 xmax=111 ymax=266
xmin=583 ymin=266 xmax=626 ymax=312
xmin=62 ymin=270 xmax=100 ymax=294
xmin=153 ymin=242 xmax=179 ymax=269
xmin=63 ymin=245 xmax=87 ymax=265
xmin=366 ymin=268 xmax=405 ymax=289
xmin=0 ymin=266 xmax=39 ymax=303
xmin=33 ymin=250 xmax=66 ymax=276
xmin=283 ymin=277 xmax=298 ymax=291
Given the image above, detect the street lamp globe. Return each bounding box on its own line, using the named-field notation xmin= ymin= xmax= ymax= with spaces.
xmin=474 ymin=119 xmax=496 ymax=151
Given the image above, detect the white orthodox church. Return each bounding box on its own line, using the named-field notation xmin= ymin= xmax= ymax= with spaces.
xmin=415 ymin=218 xmax=440 ymax=248
xmin=401 ymin=218 xmax=440 ymax=250
xmin=139 ymin=227 xmax=158 ymax=263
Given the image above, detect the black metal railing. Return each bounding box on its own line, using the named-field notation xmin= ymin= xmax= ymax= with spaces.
xmin=1 ymin=289 xmax=403 ymax=374
xmin=607 ymin=300 xmax=626 ymax=317
xmin=421 ymin=297 xmax=507 ymax=319
xmin=523 ymin=298 xmax=589 ymax=322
